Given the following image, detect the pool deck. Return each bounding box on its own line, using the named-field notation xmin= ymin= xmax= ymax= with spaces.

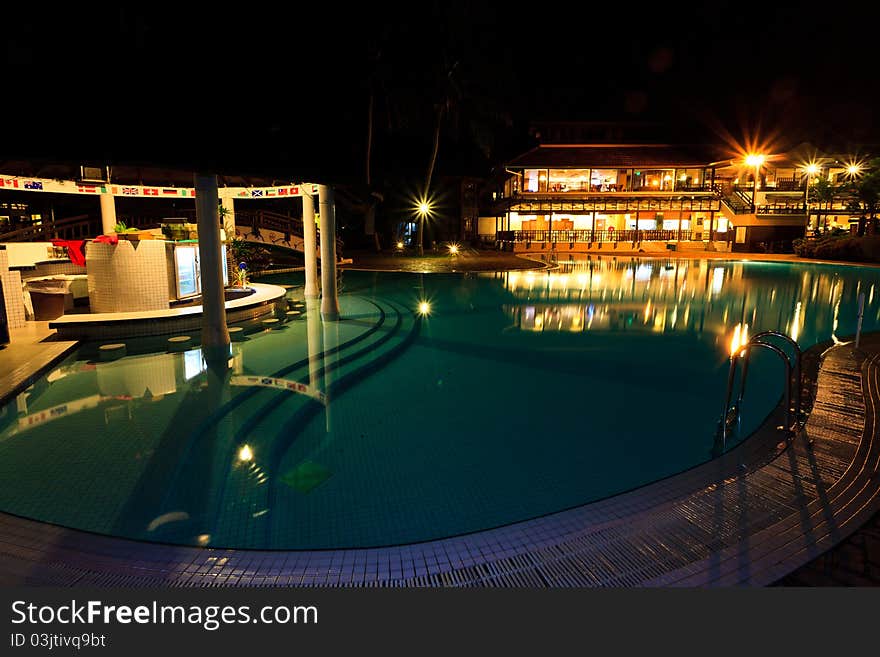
xmin=0 ymin=322 xmax=78 ymax=403
xmin=1 ymin=327 xmax=879 ymax=586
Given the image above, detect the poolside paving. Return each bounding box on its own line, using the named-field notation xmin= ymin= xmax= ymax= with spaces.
xmin=0 ymin=332 xmax=878 ymax=586
xmin=0 ymin=322 xmax=78 ymax=402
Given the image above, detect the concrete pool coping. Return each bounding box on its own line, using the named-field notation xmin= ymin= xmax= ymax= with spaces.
xmin=1 ymin=328 xmax=878 ymax=587
xmin=46 ymin=283 xmax=287 ymax=340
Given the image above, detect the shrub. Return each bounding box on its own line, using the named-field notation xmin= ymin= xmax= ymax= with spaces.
xmin=798 ymin=234 xmax=880 ymax=262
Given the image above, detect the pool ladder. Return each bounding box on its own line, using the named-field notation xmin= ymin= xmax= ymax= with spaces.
xmin=715 ymin=330 xmax=804 ymax=456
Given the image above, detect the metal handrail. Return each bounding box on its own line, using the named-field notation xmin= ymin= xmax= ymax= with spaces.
xmin=748 ymin=330 xmax=802 ymax=421
xmin=719 ymin=331 xmax=802 ymax=450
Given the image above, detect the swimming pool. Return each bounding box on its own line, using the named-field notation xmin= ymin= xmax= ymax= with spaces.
xmin=1 ymin=257 xmax=878 ymax=550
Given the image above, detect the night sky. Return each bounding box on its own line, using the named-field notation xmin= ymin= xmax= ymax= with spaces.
xmin=3 ymin=2 xmax=878 ymax=184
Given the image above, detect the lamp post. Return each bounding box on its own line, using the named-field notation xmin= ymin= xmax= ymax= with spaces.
xmin=417 ymin=200 xmax=430 ymax=256
xmin=802 ymin=162 xmax=819 ymax=231
xmin=745 ymin=154 xmax=765 ymax=213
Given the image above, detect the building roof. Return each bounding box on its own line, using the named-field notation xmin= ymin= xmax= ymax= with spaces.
xmin=0 ymin=160 xmax=299 ymax=188
xmin=506 ymin=144 xmax=720 ymax=169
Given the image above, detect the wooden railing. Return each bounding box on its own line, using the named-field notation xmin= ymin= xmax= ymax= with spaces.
xmin=0 ymin=214 xmax=96 ymax=242
xmin=496 ymin=229 xmax=705 ymax=244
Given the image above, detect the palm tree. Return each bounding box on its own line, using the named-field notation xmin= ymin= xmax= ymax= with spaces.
xmin=845 ymin=158 xmax=880 ymax=236
xmin=808 ymin=178 xmax=838 ymax=233
xmin=418 ymin=55 xmax=460 ymax=256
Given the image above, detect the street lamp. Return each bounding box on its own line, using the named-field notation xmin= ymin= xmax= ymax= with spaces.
xmin=801 ymin=162 xmax=819 ymax=229
xmin=744 ymin=154 xmax=765 ymax=212
xmin=416 ymin=199 xmax=432 ymax=256
xmin=846 ymin=161 xmax=863 ymax=179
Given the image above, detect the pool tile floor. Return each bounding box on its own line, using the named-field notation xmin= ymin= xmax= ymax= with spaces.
xmin=1 ymin=335 xmax=879 ymax=586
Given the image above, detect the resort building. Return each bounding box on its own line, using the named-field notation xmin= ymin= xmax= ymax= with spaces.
xmin=489 ymin=126 xmax=865 ymax=254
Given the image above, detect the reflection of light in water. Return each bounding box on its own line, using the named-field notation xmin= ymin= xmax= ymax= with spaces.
xmin=712 ymin=267 xmax=724 ymax=294
xmin=644 ymin=300 xmax=651 ymax=323
xmin=238 ymin=444 xmax=253 ymax=462
xmin=577 ymin=273 xmax=589 ymax=288
xmin=832 ymin=299 xmax=842 ymax=344
xmin=730 ymin=323 xmax=742 ymax=356
xmin=671 ymin=305 xmax=678 ymax=329
xmin=184 ymin=348 xmax=206 ymax=380
xmin=871 ymin=284 xmax=875 ymax=306
xmin=790 ymin=301 xmax=802 ymax=342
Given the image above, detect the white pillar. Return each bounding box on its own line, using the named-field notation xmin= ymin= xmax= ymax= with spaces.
xmin=195 ymin=174 xmax=230 ymax=349
xmin=99 ymin=193 xmax=117 ymax=234
xmin=318 ymin=185 xmax=340 ymax=321
xmin=219 ymin=196 xmax=236 ymax=238
xmin=302 ymin=191 xmax=319 ymax=298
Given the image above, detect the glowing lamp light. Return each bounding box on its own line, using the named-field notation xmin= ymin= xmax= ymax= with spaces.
xmin=448 ymin=244 xmax=459 ymax=255
xmin=418 ymin=301 xmax=431 ymax=316
xmin=803 ymin=163 xmax=819 ymax=176
xmin=396 ymin=241 xmax=404 ymax=250
xmin=238 ymin=444 xmax=253 ymax=462
xmin=847 ymin=163 xmax=863 ymax=177
xmin=745 ymin=154 xmax=765 ymax=168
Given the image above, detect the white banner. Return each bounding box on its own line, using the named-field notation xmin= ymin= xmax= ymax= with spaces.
xmin=0 ymin=175 xmax=317 ymax=200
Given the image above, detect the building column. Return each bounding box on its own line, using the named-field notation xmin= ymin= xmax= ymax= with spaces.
xmin=302 ymin=191 xmax=319 ymax=298
xmin=219 ymin=196 xmax=236 ymax=238
xmin=318 ymin=185 xmax=340 ymax=321
xmin=195 ymin=174 xmax=230 ymax=350
xmin=99 ymin=193 xmax=117 ymax=235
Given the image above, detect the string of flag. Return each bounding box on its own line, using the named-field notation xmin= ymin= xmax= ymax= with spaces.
xmin=0 ymin=175 xmax=318 ymax=199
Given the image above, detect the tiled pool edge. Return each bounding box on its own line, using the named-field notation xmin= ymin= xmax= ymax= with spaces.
xmin=1 ymin=337 xmax=876 ymax=587
xmin=0 ymin=340 xmax=79 ymax=408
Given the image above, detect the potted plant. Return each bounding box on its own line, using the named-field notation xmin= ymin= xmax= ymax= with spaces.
xmin=114 ymin=221 xmax=155 ymax=241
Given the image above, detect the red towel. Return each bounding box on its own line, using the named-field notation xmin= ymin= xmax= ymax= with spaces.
xmin=50 ymin=239 xmax=87 ymax=266
xmin=92 ymin=234 xmax=119 ymax=246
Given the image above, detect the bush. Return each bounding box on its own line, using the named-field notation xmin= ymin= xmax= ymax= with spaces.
xmin=796 ymin=234 xmax=880 ymax=262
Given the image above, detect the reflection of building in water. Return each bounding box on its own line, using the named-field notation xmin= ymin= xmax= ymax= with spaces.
xmin=5 ymin=345 xmax=248 ymax=435
xmin=498 ymin=257 xmax=858 ymax=343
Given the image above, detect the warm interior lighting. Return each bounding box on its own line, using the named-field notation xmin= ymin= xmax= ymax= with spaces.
xmin=418 ymin=301 xmax=431 ymax=316
xmin=238 ymin=444 xmax=253 ymax=462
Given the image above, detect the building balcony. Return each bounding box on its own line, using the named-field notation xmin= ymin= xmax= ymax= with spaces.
xmin=495 ymin=192 xmax=721 ymax=214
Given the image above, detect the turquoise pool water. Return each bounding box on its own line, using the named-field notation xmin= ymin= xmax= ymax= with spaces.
xmin=1 ymin=257 xmax=878 ymax=549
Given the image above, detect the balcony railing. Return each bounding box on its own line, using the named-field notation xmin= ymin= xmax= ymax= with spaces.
xmin=496 ymin=229 xmax=716 ymax=244
xmin=756 ymin=204 xmax=807 ymax=215
xmin=503 ymin=196 xmax=721 ymax=214
xmin=518 ymin=184 xmax=717 ymax=196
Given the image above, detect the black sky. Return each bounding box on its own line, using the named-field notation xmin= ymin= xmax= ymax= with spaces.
xmin=2 ymin=2 xmax=878 ymax=183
